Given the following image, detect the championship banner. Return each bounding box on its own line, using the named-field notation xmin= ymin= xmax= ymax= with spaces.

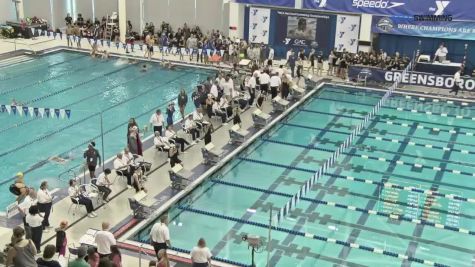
xmin=372 ymin=16 xmax=475 ymax=40
xmin=335 ymin=15 xmax=360 ymax=53
xmin=348 ymin=65 xmax=475 ymax=90
xmin=304 ymin=0 xmax=475 ymax=21
xmin=248 ymin=7 xmax=271 ymax=44
xmin=236 ymin=0 xmax=295 ymax=8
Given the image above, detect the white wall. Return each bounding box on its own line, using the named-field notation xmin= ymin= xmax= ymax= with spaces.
xmin=359 ymin=13 xmax=372 ymax=42
xmin=75 ymin=0 xmax=93 ymax=21
xmin=228 ymin=1 xmax=244 ymax=39
xmin=23 ymin=0 xmax=52 ymax=23
xmin=0 ymin=0 xmax=17 ymax=23
xmin=94 ymin=0 xmax=118 ymax=21
xmin=126 ymin=0 xmax=140 ymax=32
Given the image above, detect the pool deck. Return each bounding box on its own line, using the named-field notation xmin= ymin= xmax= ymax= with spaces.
xmin=1 ymin=36 xmax=474 ymax=266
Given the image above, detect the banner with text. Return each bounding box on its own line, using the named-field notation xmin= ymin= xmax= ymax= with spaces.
xmin=249 ymin=7 xmax=271 ymax=44
xmin=372 ymin=16 xmax=475 ymax=40
xmin=304 ymin=0 xmax=475 ymax=21
xmin=236 ymin=0 xmax=295 ymax=8
xmin=273 ymin=10 xmax=333 ymax=51
xmin=349 ymin=65 xmax=475 ymax=90
xmin=335 ymin=15 xmax=360 ymax=53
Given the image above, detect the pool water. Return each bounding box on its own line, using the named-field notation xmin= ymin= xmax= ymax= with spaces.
xmin=0 ymin=51 xmax=213 ymax=210
xmin=132 ymin=85 xmax=475 ymax=267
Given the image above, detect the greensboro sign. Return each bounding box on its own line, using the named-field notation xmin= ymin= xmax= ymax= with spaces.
xmin=348 ymin=65 xmax=475 ymax=90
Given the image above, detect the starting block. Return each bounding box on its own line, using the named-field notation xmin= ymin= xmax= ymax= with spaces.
xmin=229 ymin=124 xmax=249 ymax=145
xmin=272 ymin=95 xmax=290 ymax=112
xmin=252 ymin=109 xmax=271 ymax=129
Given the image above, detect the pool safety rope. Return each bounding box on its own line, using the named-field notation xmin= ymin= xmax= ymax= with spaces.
xmin=300 ymin=108 xmax=475 ymax=137
xmin=316 ymin=95 xmax=475 ymax=121
xmin=323 ymin=87 xmax=473 ymax=107
xmin=210 ymin=179 xmax=474 ymax=236
xmin=260 ymin=137 xmax=475 ymax=178
xmin=0 ymin=66 xmax=192 ymax=135
xmin=176 ymin=205 xmax=449 ymax=267
xmin=237 ymin=155 xmax=475 ymax=205
xmin=275 ymin=62 xmax=414 ymax=224
xmin=0 ymin=54 xmax=85 ymax=82
xmin=283 ymin=122 xmax=475 ymax=150
xmin=0 ymin=59 xmax=118 ymax=98
xmin=0 ymin=70 xmax=192 ymax=180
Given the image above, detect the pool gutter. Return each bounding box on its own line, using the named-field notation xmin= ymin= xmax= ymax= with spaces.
xmin=117 ymin=80 xmax=326 ymax=265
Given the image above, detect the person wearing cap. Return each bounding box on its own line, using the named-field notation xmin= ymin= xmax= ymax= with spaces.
xmin=13 ymin=172 xmax=30 ymax=201
xmin=83 ymin=142 xmax=101 ymax=179
xmin=166 ymin=102 xmax=175 ymax=127
xmin=68 ymin=245 xmax=89 ymax=267
xmin=94 ymin=222 xmax=116 ymax=258
xmin=150 ymin=109 xmax=165 ymax=136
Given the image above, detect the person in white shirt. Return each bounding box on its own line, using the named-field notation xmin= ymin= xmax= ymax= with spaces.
xmin=450 ymin=67 xmax=463 ymax=95
xmin=212 ymin=100 xmax=227 ymax=123
xmin=259 ymin=71 xmax=271 ymax=97
xmin=68 ymin=179 xmax=96 ymax=217
xmin=219 ymin=96 xmax=232 ymax=118
xmin=154 ymin=131 xmax=171 ymax=152
xmin=122 ymin=147 xmax=134 ymax=165
xmin=94 ymin=222 xmax=116 ymax=257
xmin=221 ymin=75 xmax=234 ymax=101
xmin=149 ymin=109 xmax=165 ymax=136
xmin=434 ymin=43 xmax=448 ymax=63
xmin=96 ymin=169 xmax=112 ymax=202
xmin=184 ymin=114 xmax=200 ymax=141
xmin=210 ymin=80 xmax=219 ymax=99
xmin=190 ymin=238 xmax=212 ymax=267
xmin=114 ymin=153 xmax=132 ymax=186
xmin=248 ymin=73 xmax=257 ymax=106
xmin=37 ymin=181 xmax=53 ymax=231
xmin=270 ymin=72 xmax=282 ymax=99
xmin=18 ymin=190 xmax=37 ymax=238
xmin=165 ymin=125 xmax=190 ymax=152
xmin=268 ymin=47 xmax=274 ymax=66
xmin=193 ymin=108 xmax=206 ymax=130
xmin=150 ymin=216 xmax=171 ymax=258
xmin=286 ymin=47 xmax=292 ymax=62
xmin=26 ymin=205 xmax=43 ymax=253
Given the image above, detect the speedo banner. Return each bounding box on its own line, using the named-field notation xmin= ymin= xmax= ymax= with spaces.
xmin=349 ymin=65 xmax=475 ymax=90
xmin=304 ymin=0 xmax=475 ymax=21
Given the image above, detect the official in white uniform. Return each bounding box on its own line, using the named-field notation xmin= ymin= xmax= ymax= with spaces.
xmin=434 ymin=43 xmax=448 ymax=63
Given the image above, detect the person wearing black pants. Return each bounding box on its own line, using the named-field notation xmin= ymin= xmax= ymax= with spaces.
xmin=165 ymin=125 xmax=190 ymax=152
xmin=113 ymin=153 xmax=133 ymax=186
xmin=96 ymin=169 xmax=113 ymax=202
xmin=168 ymin=145 xmax=182 ymax=168
xmin=184 ymin=115 xmax=200 ymax=141
xmin=68 ymin=179 xmax=97 ymax=218
xmin=25 ymin=205 xmax=43 ymax=253
xmin=37 ymin=181 xmax=53 ymax=230
xmin=450 ymin=68 xmax=463 ymax=96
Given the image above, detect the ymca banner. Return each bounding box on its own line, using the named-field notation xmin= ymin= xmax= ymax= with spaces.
xmin=372 ymin=16 xmax=475 ymax=41
xmin=248 ymin=7 xmax=271 ymax=44
xmin=348 ymin=65 xmax=475 ymax=90
xmin=304 ymin=0 xmax=475 ymax=21
xmin=335 ymin=15 xmax=360 ymax=53
xmin=236 ymin=0 xmax=295 ymax=8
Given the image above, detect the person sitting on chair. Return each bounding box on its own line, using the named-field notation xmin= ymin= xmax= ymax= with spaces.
xmin=168 ymin=144 xmax=182 ymax=168
xmin=154 ymin=131 xmax=171 ymax=152
xmin=212 ymin=99 xmax=227 ymax=124
xmin=192 ymin=108 xmax=207 ymax=130
xmin=113 ymin=153 xmax=133 ymax=187
xmin=164 ymin=125 xmax=190 ymax=152
xmin=184 ymin=115 xmax=200 ymax=142
xmin=68 ymin=179 xmax=96 ymax=218
xmin=96 ymin=169 xmax=113 ymax=202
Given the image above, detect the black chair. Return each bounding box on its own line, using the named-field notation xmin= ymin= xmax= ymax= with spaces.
xmin=128 ymin=198 xmax=151 ymax=219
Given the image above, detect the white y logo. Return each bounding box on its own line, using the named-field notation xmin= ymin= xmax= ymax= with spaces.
xmin=435 ymin=1 xmax=450 ymax=15
xmin=315 ymin=0 xmax=327 ymax=8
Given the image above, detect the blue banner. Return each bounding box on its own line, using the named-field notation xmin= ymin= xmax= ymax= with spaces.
xmin=348 ymin=65 xmax=475 ymax=90
xmin=304 ymin=0 xmax=475 ymax=21
xmin=236 ymin=0 xmax=295 ymax=7
xmin=372 ymin=16 xmax=475 ymax=40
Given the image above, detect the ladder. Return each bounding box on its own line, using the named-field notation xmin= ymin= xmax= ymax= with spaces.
xmin=104 ymin=12 xmax=118 ymax=41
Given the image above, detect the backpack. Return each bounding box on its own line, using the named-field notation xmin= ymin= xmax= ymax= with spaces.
xmin=9 ymin=184 xmax=21 ymax=196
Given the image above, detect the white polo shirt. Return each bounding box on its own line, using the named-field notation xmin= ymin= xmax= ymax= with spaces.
xmin=210 ymin=84 xmax=218 ymax=99
xmin=249 ymin=76 xmax=256 ymax=89
xmin=96 ymin=173 xmax=109 ymax=186
xmin=26 ymin=214 xmax=43 ymax=228
xmin=150 ymin=222 xmax=170 ymax=243
xmin=37 ymin=189 xmax=52 ymax=204
xmin=259 ymin=72 xmax=270 ymax=85
xmin=113 ymin=158 xmax=127 ymax=171
xmin=94 ymin=230 xmax=116 ymax=255
xmin=270 ymin=75 xmax=281 ymax=87
xmin=149 ymin=113 xmax=164 ymax=127
xmin=222 ymin=79 xmax=234 ymax=96
xmin=190 ymin=246 xmax=212 ymax=264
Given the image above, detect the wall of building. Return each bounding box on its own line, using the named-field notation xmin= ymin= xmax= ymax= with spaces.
xmin=0 ymin=0 xmax=17 ymax=23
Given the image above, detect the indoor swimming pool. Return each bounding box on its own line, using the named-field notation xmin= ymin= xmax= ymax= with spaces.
xmin=132 ymin=84 xmax=475 ymax=267
xmin=0 ymin=51 xmax=213 ymax=210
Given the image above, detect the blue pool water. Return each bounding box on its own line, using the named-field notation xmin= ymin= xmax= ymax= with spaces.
xmin=133 ymin=85 xmax=475 ymax=267
xmin=0 ymin=51 xmax=213 ymax=210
